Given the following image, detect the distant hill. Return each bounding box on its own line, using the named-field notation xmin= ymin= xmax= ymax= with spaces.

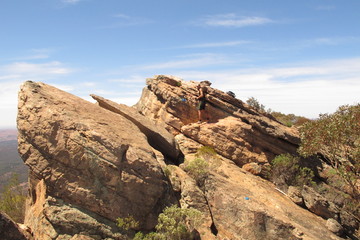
xmin=0 ymin=129 xmax=28 ymax=192
xmin=0 ymin=129 xmax=17 ymax=141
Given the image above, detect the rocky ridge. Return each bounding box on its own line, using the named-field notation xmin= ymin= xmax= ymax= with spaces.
xmin=11 ymin=75 xmax=357 ymax=239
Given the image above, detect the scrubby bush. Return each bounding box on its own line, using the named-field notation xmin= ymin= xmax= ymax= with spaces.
xmin=271 ymin=112 xmax=311 ymax=127
xmin=196 ymin=146 xmax=217 ymax=158
xmin=132 ymin=205 xmax=202 ymax=240
xmin=116 ymin=215 xmax=139 ymax=231
xmin=271 ymin=154 xmax=314 ymax=188
xmin=246 ymin=97 xmax=266 ymax=112
xmin=298 ymin=104 xmax=360 ymax=197
xmin=0 ymin=173 xmax=27 ymax=223
xmin=184 ymin=157 xmax=209 ymax=186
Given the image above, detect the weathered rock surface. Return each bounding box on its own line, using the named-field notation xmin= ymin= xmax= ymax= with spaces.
xmin=13 ymin=76 xmax=354 ymax=240
xmin=17 ymin=81 xmax=176 ymax=239
xmin=90 ymin=94 xmax=179 ymax=161
xmin=0 ymin=212 xmax=32 ymax=240
xmin=135 ymin=75 xmax=347 ymax=239
xmin=203 ymin=159 xmax=341 ymax=240
xmin=136 ymin=75 xmax=300 ymax=166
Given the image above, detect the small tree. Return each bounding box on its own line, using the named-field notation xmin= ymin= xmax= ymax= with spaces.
xmin=132 ymin=205 xmax=202 ymax=240
xmin=184 ymin=157 xmax=209 ymax=186
xmin=271 ymin=154 xmax=314 ymax=188
xmin=155 ymin=205 xmax=202 ymax=240
xmin=0 ymin=173 xmax=27 ymax=223
xmin=246 ymin=97 xmax=266 ymax=112
xmin=298 ymin=104 xmax=360 ymax=197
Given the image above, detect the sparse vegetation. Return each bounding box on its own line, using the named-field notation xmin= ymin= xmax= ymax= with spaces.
xmin=117 ymin=215 xmax=140 ymax=231
xmin=246 ymin=97 xmax=267 ymax=113
xmin=271 ymin=154 xmax=315 ymax=188
xmin=124 ymin=205 xmax=202 ymax=240
xmin=271 ymin=111 xmax=311 ymax=127
xmin=246 ymin=97 xmax=310 ymax=127
xmin=298 ymin=104 xmax=360 ymax=198
xmin=0 ymin=173 xmax=27 ymax=223
xmin=184 ymin=157 xmax=209 ymax=186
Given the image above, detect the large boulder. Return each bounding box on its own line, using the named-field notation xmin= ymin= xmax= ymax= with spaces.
xmin=136 ymin=75 xmax=300 ymax=166
xmin=17 ymin=81 xmax=176 ymax=239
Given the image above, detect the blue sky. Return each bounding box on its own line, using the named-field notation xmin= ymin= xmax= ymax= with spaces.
xmin=1 ymin=0 xmax=359 ymax=128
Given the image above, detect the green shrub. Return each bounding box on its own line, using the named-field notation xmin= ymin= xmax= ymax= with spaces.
xmin=184 ymin=157 xmax=209 ymax=186
xmin=0 ymin=173 xmax=27 ymax=223
xmin=135 ymin=205 xmax=202 ymax=240
xmin=116 ymin=215 xmax=139 ymax=231
xmin=196 ymin=146 xmax=217 ymax=158
xmin=246 ymin=97 xmax=266 ymax=112
xmin=271 ymin=154 xmax=314 ymax=188
xmin=298 ymin=103 xmax=360 ymax=197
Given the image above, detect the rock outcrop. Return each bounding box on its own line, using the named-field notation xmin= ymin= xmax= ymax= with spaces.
xmin=17 ymin=81 xmax=176 ymax=239
xmin=135 ymin=75 xmax=300 ymax=167
xmin=13 ymin=76 xmax=355 ymax=240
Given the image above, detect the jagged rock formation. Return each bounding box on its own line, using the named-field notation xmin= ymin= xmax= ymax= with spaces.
xmin=135 ymin=75 xmax=300 ymax=166
xmin=14 ymin=76 xmax=354 ymax=240
xmin=17 ymin=81 xmax=177 ymax=239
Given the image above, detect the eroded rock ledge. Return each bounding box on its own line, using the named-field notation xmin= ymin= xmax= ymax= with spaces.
xmin=15 ymin=77 xmax=347 ymax=240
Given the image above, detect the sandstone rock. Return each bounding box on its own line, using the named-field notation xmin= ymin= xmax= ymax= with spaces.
xmin=167 ymin=165 xmax=216 ymax=239
xmin=242 ymin=162 xmax=262 ymax=175
xmin=136 ymin=75 xmax=300 ymax=167
xmin=203 ymin=159 xmax=342 ymax=240
xmin=287 ymin=186 xmax=304 ymax=206
xmin=90 ymin=94 xmax=179 ymax=160
xmin=326 ymin=218 xmax=344 ymax=236
xmin=301 ymin=185 xmax=339 ymax=220
xmin=0 ymin=211 xmax=32 ymax=240
xmin=173 ymin=132 xmax=342 ymax=240
xmin=16 ymin=77 xmax=350 ymax=240
xmin=17 ymin=81 xmax=175 ymax=238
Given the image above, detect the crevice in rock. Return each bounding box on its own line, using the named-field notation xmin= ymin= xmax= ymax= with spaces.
xmin=203 ymin=188 xmax=218 ymax=237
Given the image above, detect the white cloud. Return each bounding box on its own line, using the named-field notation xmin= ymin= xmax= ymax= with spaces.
xmin=1 ymin=61 xmax=73 ymax=77
xmin=182 ymin=41 xmax=250 ymax=48
xmin=108 ymin=75 xmax=146 ymax=83
xmin=316 ymin=5 xmax=336 ymax=11
xmin=0 ymin=60 xmax=75 ymax=128
xmin=101 ymin=14 xmax=153 ymax=28
xmin=199 ymin=14 xmax=273 ymax=27
xmin=139 ymin=53 xmax=230 ymax=70
xmin=305 ymin=37 xmax=360 ymax=46
xmin=113 ymin=14 xmax=131 ymax=19
xmin=62 ymin=0 xmax=81 ymax=4
xmin=176 ymin=58 xmax=360 ymax=118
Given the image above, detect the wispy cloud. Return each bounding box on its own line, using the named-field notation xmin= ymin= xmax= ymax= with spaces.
xmin=62 ymin=0 xmax=82 ymax=4
xmin=139 ymin=53 xmax=230 ymax=70
xmin=1 ymin=61 xmax=73 ymax=76
xmin=316 ymin=5 xmax=336 ymax=11
xmin=198 ymin=13 xmax=273 ymax=27
xmin=108 ymin=75 xmax=146 ymax=84
xmin=175 ymin=58 xmax=360 ymax=118
xmin=308 ymin=36 xmax=360 ymax=46
xmin=11 ymin=48 xmax=53 ymax=61
xmin=101 ymin=13 xmax=153 ymax=28
xmin=182 ymin=41 xmax=250 ymax=48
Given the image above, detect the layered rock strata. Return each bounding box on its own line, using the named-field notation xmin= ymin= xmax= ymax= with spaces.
xmin=135 ymin=75 xmax=300 ymax=166
xmin=17 ymin=81 xmax=176 ymax=239
xmin=14 ymin=77 xmax=350 ymax=240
